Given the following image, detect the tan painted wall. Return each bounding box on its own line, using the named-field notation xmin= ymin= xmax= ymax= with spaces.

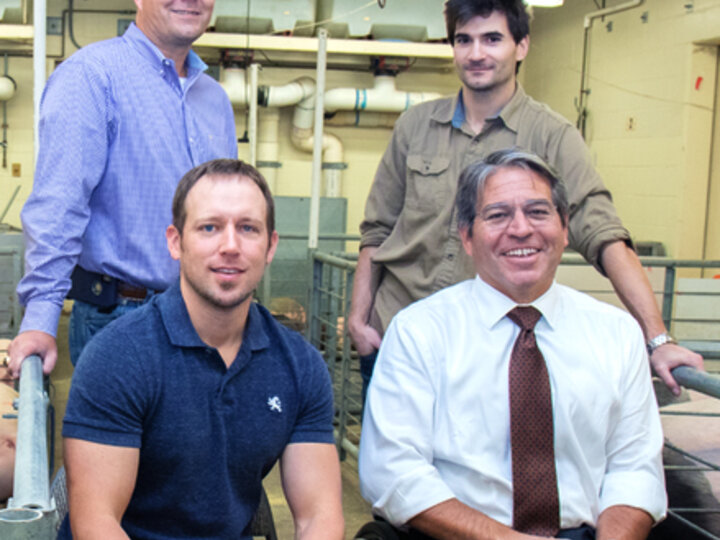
xmin=524 ymin=0 xmax=720 ymax=260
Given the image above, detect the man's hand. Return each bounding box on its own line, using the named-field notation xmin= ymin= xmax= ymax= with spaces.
xmin=7 ymin=330 xmax=57 ymax=377
xmin=650 ymin=343 xmax=704 ymax=396
xmin=348 ymin=246 xmax=383 ymax=356
xmin=600 ymin=241 xmax=705 ymax=394
xmin=347 ymin=317 xmax=382 ymax=356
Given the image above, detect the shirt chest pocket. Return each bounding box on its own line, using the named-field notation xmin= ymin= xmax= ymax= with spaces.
xmin=405 ymin=155 xmax=452 ymax=212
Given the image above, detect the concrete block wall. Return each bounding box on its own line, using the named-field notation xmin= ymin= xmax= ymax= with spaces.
xmin=523 ymin=0 xmax=720 ymax=263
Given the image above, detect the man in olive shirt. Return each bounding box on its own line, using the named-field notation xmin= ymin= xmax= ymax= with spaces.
xmin=348 ymin=0 xmax=702 ymax=401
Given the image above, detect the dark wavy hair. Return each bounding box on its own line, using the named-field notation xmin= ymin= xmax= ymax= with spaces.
xmin=444 ymin=0 xmax=530 ymax=45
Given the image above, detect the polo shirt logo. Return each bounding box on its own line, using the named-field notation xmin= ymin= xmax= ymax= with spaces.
xmin=267 ymin=396 xmax=282 ymax=413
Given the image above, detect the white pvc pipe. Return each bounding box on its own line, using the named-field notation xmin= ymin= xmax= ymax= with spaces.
xmin=257 ymin=108 xmax=281 ymax=192
xmin=33 ymin=0 xmax=46 ymax=163
xmin=324 ymin=75 xmax=442 ymax=113
xmin=325 ymin=110 xmax=398 ymax=128
xmin=220 ymin=67 xmax=248 ymax=106
xmin=293 ymin=93 xmax=315 ymax=131
xmin=308 ymin=30 xmax=328 ymax=250
xmin=291 ymin=128 xmax=344 ymax=197
xmin=265 ymin=77 xmax=315 ymax=108
xmin=0 ymin=76 xmax=16 ymax=102
xmin=248 ymin=63 xmax=259 ymax=166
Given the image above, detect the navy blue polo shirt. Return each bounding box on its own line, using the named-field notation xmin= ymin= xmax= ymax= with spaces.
xmin=61 ymin=282 xmax=334 ymax=539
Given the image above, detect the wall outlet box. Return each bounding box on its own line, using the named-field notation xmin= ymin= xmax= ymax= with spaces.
xmin=47 ymin=17 xmax=62 ymax=36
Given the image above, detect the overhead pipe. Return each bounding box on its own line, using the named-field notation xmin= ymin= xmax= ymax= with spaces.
xmin=325 ymin=111 xmax=398 ymax=128
xmin=290 ymin=75 xmax=440 ymax=196
xmin=262 ymin=76 xmax=315 ymax=108
xmin=222 ymin=69 xmax=442 ymax=198
xmin=290 ymin=84 xmax=344 ymax=198
xmin=290 ymin=127 xmax=344 ymax=197
xmin=324 ymin=75 xmax=441 ymax=113
xmin=220 ymin=67 xmax=249 ymax=108
xmin=308 ymin=29 xmax=329 ymax=250
xmin=33 ymin=0 xmax=46 ymax=162
xmin=576 ymin=0 xmax=644 ymax=137
xmin=248 ymin=63 xmax=259 ymax=166
xmin=257 ymin=108 xmax=281 ymax=192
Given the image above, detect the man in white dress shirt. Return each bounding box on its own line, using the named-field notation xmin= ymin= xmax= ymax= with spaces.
xmin=358 ymin=149 xmax=666 ymax=540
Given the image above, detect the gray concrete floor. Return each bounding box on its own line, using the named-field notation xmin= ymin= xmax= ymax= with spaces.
xmin=49 ymin=304 xmax=372 ymax=539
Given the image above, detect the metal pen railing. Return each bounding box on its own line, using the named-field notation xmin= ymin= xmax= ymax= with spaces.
xmin=0 ymin=355 xmax=58 ymax=539
xmin=309 ymin=251 xmax=720 ymax=537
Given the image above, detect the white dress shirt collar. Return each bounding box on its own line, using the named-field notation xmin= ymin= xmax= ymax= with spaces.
xmin=470 ymin=275 xmax=561 ymax=332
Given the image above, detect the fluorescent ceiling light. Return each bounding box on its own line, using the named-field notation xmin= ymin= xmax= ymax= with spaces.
xmin=526 ymin=0 xmax=564 ymax=6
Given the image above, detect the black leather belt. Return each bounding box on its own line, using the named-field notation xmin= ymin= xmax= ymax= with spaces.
xmin=68 ymin=265 xmax=157 ymax=308
xmin=117 ymin=282 xmax=151 ymax=300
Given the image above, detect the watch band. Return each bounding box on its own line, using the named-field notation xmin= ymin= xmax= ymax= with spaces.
xmin=646 ymin=332 xmax=677 ymax=355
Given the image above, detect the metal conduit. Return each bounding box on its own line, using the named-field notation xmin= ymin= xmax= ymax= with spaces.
xmin=0 ymin=355 xmax=57 ymax=539
xmin=10 ymin=355 xmax=50 ymax=510
xmin=672 ymin=367 xmax=720 ymax=400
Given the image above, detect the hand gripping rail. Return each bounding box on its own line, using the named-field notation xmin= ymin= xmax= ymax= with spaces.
xmin=0 ymin=355 xmax=58 ymax=539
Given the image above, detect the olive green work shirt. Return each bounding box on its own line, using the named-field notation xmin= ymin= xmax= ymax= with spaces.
xmin=360 ymin=86 xmax=631 ymax=334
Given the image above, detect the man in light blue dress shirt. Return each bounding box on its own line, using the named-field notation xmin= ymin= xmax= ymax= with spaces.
xmin=9 ymin=0 xmax=237 ymax=375
xmin=359 ymin=149 xmax=666 ymax=540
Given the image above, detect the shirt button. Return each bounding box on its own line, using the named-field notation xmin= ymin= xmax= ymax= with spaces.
xmin=447 ymin=253 xmax=455 ymax=260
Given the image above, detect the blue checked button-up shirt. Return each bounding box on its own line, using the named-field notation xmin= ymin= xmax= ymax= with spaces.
xmin=18 ymin=23 xmax=237 ymax=336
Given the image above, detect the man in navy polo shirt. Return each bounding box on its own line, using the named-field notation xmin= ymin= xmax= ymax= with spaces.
xmin=61 ymin=159 xmax=344 ymax=540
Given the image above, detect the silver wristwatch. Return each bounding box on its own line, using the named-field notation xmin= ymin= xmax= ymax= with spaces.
xmin=646 ymin=332 xmax=678 ymax=355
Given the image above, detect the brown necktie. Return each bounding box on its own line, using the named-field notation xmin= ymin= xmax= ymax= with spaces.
xmin=507 ymin=306 xmax=559 ymax=536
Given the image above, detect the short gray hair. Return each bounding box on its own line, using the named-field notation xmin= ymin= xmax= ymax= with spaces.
xmin=455 ymin=149 xmax=569 ymax=235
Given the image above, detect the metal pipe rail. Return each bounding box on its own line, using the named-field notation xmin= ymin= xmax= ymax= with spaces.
xmin=0 ymin=355 xmax=58 ymax=538
xmin=672 ymin=366 xmax=720 ymax=400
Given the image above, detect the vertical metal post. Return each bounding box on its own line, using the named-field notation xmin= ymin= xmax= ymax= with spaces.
xmin=10 ymin=356 xmax=50 ymax=510
xmin=33 ymin=0 xmax=46 ymax=163
xmin=248 ymin=63 xmax=259 ymax=166
xmin=662 ymin=265 xmax=676 ymax=332
xmin=336 ymin=267 xmax=355 ymax=461
xmin=308 ymin=29 xmax=328 ymax=250
xmin=326 ymin=266 xmax=339 ymax=382
xmin=307 ymin=254 xmax=322 ymax=343
xmin=11 ymin=248 xmax=22 ymax=336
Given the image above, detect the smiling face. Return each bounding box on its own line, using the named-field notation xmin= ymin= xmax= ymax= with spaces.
xmin=452 ymin=11 xmax=528 ymax=96
xmin=166 ymin=174 xmax=278 ymax=314
xmin=460 ymin=166 xmax=568 ymax=303
xmin=134 ymin=0 xmax=214 ymax=58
